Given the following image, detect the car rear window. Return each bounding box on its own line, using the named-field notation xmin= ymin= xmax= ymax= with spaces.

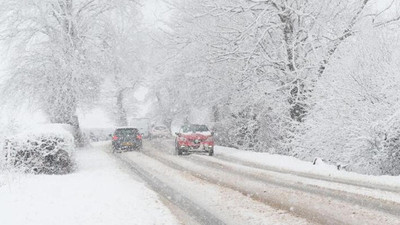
xmin=115 ymin=129 xmax=138 ymax=136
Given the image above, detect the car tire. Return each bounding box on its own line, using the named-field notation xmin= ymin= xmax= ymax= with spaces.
xmin=174 ymin=142 xmax=178 ymax=155
xmin=175 ymin=142 xmax=182 ymax=155
xmin=208 ymin=147 xmax=214 ymax=156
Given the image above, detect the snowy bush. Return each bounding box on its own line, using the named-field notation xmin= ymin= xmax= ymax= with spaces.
xmin=2 ymin=124 xmax=75 ymax=174
xmin=373 ymin=117 xmax=400 ymax=176
xmin=293 ymin=30 xmax=400 ymax=175
xmin=211 ymin=86 xmax=294 ymax=155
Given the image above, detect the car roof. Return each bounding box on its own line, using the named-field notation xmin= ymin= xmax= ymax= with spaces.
xmin=115 ymin=127 xmax=139 ymax=131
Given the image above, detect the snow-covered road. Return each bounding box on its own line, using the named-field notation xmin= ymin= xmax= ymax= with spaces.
xmin=111 ymin=139 xmax=400 ymax=225
xmin=0 ymin=147 xmax=178 ymax=225
xmin=113 ymin=146 xmax=310 ymax=225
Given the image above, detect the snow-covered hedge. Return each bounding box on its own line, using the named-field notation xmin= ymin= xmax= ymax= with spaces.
xmin=293 ymin=32 xmax=400 ymax=175
xmin=2 ymin=124 xmax=75 ymax=174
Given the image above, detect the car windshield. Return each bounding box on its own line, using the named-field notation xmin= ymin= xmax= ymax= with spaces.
xmin=182 ymin=124 xmax=209 ymax=133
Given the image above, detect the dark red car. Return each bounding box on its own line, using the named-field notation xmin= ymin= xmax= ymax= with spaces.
xmin=112 ymin=128 xmax=142 ymax=152
xmin=175 ymin=124 xmax=214 ymax=156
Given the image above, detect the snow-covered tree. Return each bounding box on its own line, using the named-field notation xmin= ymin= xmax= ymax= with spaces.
xmin=99 ymin=6 xmax=146 ymax=127
xmin=294 ymin=27 xmax=400 ymax=175
xmin=0 ymin=0 xmax=139 ymax=144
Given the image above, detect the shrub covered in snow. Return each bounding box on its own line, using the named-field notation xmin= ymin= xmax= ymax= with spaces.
xmin=293 ymin=31 xmax=400 ymax=175
xmin=2 ymin=124 xmax=75 ymax=174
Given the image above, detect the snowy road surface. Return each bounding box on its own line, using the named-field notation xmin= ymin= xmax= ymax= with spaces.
xmin=0 ymin=147 xmax=178 ymax=225
xmin=112 ymin=147 xmax=310 ymax=225
xmin=110 ymin=139 xmax=400 ymax=225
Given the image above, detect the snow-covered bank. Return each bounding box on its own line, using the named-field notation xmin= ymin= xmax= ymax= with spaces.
xmin=0 ymin=145 xmax=178 ymax=225
xmin=215 ymin=146 xmax=400 ymax=189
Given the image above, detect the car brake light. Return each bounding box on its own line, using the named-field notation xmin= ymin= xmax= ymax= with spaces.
xmin=112 ymin=135 xmax=118 ymax=141
xmin=137 ymin=134 xmax=142 ymax=140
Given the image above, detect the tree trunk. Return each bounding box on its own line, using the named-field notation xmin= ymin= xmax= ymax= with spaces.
xmin=46 ymin=86 xmax=85 ymax=147
xmin=279 ymin=10 xmax=307 ymax=122
xmin=116 ymin=89 xmax=128 ymax=126
xmin=50 ymin=0 xmax=85 ymax=147
xmin=70 ymin=115 xmax=85 ymax=147
xmin=212 ymin=105 xmax=220 ymax=123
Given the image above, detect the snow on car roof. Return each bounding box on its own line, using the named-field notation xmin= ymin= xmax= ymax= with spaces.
xmin=114 ymin=127 xmax=139 ymax=130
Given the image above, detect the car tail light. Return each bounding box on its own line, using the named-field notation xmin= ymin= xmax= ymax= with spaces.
xmin=112 ymin=135 xmax=118 ymax=141
xmin=137 ymin=134 xmax=142 ymax=140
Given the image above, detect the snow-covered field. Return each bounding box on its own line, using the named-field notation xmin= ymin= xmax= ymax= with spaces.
xmin=0 ymin=146 xmax=178 ymax=225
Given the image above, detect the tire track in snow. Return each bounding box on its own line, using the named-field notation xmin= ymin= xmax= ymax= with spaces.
xmin=187 ymin=153 xmax=400 ymax=217
xmin=154 ymin=138 xmax=400 ymax=212
xmin=144 ymin=140 xmax=400 ymax=225
xmin=214 ymin=154 xmax=400 ymax=193
xmin=110 ymin=152 xmax=226 ymax=225
xmin=157 ymin=138 xmax=400 ymax=194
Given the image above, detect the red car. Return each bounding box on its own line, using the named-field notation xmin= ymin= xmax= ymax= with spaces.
xmin=175 ymin=124 xmax=214 ymax=156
